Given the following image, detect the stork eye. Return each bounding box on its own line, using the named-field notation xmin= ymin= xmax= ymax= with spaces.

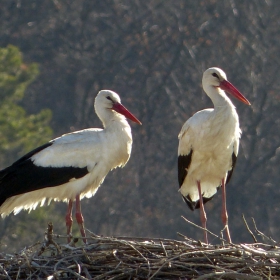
xmin=106 ymin=96 xmax=112 ymax=101
xmin=212 ymin=73 xmax=219 ymax=78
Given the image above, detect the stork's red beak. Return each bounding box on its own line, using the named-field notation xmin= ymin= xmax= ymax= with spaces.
xmin=220 ymin=80 xmax=251 ymax=105
xmin=112 ymin=103 xmax=142 ymax=125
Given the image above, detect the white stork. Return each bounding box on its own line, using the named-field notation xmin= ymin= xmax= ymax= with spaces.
xmin=178 ymin=67 xmax=250 ymax=244
xmin=0 ymin=90 xmax=141 ymax=243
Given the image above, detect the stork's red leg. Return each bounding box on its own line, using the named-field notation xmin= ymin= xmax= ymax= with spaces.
xmin=221 ymin=178 xmax=232 ymax=243
xmin=65 ymin=199 xmax=73 ymax=243
xmin=75 ymin=195 xmax=87 ymax=244
xmin=197 ymin=180 xmax=208 ymax=244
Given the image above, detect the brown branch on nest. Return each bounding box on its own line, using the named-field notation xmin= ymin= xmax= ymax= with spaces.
xmin=37 ymin=222 xmax=62 ymax=256
xmin=1 ymin=224 xmax=280 ymax=279
xmin=251 ymin=217 xmax=277 ymax=245
xmin=242 ymin=214 xmax=258 ymax=243
xmin=241 ymin=214 xmax=277 ymax=247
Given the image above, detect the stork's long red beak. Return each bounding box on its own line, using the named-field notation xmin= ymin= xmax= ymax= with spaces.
xmin=220 ymin=80 xmax=251 ymax=105
xmin=113 ymin=103 xmax=142 ymax=125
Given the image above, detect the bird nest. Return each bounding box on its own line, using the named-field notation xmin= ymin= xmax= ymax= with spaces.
xmin=1 ymin=221 xmax=280 ymax=279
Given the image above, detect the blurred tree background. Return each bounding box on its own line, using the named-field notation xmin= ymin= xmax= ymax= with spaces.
xmin=0 ymin=45 xmax=52 ymax=165
xmin=0 ymin=0 xmax=280 ymax=252
xmin=0 ymin=45 xmax=53 ymax=250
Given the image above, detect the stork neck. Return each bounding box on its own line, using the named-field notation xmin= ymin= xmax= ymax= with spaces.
xmin=95 ymin=107 xmax=123 ymax=129
xmin=206 ymin=86 xmax=233 ymax=108
xmin=103 ymin=112 xmax=129 ymax=131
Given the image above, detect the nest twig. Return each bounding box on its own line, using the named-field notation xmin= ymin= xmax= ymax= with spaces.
xmin=1 ymin=227 xmax=280 ymax=279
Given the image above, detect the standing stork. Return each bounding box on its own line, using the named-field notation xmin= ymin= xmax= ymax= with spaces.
xmin=0 ymin=90 xmax=141 ymax=243
xmin=178 ymin=67 xmax=250 ymax=244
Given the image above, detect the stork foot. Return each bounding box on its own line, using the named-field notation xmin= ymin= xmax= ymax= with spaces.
xmin=221 ymin=224 xmax=232 ymax=243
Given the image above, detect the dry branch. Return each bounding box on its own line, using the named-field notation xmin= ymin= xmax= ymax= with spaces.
xmin=1 ymin=230 xmax=280 ymax=279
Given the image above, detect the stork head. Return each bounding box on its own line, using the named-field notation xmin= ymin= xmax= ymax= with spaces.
xmin=202 ymin=67 xmax=251 ymax=105
xmin=95 ymin=90 xmax=142 ymax=125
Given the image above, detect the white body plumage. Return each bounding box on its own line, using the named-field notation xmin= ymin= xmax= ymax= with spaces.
xmin=177 ymin=67 xmax=250 ymax=243
xmin=0 ymin=90 xmax=141 ymax=220
xmin=178 ymin=100 xmax=240 ymax=202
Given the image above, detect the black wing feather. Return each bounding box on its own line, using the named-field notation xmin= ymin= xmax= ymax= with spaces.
xmin=226 ymin=152 xmax=237 ymax=184
xmin=178 ymin=149 xmax=193 ymax=187
xmin=0 ymin=142 xmax=89 ymax=206
xmin=179 ymin=149 xmax=203 ymax=211
xmin=11 ymin=142 xmax=54 ymax=165
xmin=182 ymin=194 xmax=214 ymax=211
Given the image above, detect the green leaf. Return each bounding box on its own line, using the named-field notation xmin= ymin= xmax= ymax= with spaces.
xmin=0 ymin=45 xmax=52 ymax=166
